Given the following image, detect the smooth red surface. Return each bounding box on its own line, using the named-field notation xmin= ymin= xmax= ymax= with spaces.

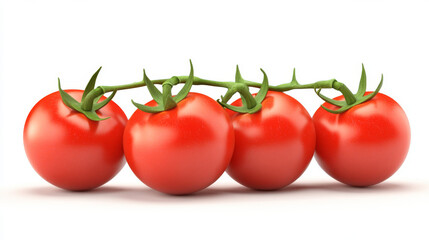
xmin=226 ymin=91 xmax=316 ymax=190
xmin=23 ymin=90 xmax=127 ymax=191
xmin=313 ymin=92 xmax=411 ymax=186
xmin=123 ymin=92 xmax=235 ymax=195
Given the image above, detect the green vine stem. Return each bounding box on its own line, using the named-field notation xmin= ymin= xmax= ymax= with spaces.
xmin=65 ymin=63 xmax=379 ymax=121
xmin=80 ymin=70 xmax=353 ymax=114
xmin=151 ymin=76 xmax=337 ymax=92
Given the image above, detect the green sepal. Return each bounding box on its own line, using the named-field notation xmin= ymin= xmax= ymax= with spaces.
xmin=217 ymin=100 xmax=262 ymax=114
xmin=131 ymin=99 xmax=165 ymax=113
xmin=58 ymin=78 xmax=109 ymax=121
xmin=58 ymin=78 xmax=82 ymax=110
xmin=314 ymin=88 xmax=346 ymax=107
xmin=94 ymin=90 xmax=117 ymax=111
xmin=235 ymin=65 xmax=248 ymax=106
xmin=93 ymin=94 xmax=104 ymax=105
xmin=254 ymin=68 xmax=269 ymax=103
xmin=132 ymin=71 xmax=166 ymax=113
xmin=173 ymin=60 xmax=194 ymax=103
xmin=316 ymin=69 xmax=384 ymax=114
xmin=81 ymin=67 xmax=102 ymax=102
xmin=80 ymin=110 xmax=109 ymax=121
xmin=356 ymin=64 xmax=367 ymax=97
xmin=143 ymin=69 xmax=163 ymax=105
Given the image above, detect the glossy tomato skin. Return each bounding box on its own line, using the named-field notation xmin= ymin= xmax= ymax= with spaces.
xmin=226 ymin=91 xmax=316 ymax=190
xmin=123 ymin=92 xmax=234 ymax=195
xmin=313 ymin=92 xmax=410 ymax=187
xmin=23 ymin=90 xmax=128 ymax=191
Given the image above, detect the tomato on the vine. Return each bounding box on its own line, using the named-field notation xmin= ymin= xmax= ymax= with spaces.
xmin=313 ymin=92 xmax=410 ymax=187
xmin=123 ymin=92 xmax=234 ymax=195
xmin=23 ymin=90 xmax=128 ymax=191
xmin=226 ymin=91 xmax=316 ymax=190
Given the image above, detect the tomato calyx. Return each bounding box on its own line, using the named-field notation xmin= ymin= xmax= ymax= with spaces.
xmin=217 ymin=66 xmax=269 ymax=114
xmin=58 ymin=67 xmax=117 ymax=121
xmin=314 ymin=64 xmax=384 ymax=114
xmin=131 ymin=60 xmax=194 ymax=113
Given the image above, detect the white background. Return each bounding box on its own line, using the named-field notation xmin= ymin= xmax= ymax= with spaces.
xmin=1 ymin=0 xmax=428 ymax=239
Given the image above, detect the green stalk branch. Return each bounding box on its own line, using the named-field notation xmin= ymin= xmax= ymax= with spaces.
xmin=152 ymin=76 xmax=343 ymax=92
xmin=81 ymin=76 xmax=352 ymax=112
xmin=60 ymin=63 xmax=382 ymax=121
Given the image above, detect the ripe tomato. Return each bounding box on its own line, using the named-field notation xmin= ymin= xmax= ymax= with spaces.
xmin=313 ymin=92 xmax=410 ymax=187
xmin=226 ymin=91 xmax=316 ymax=190
xmin=123 ymin=92 xmax=234 ymax=195
xmin=23 ymin=90 xmax=127 ymax=191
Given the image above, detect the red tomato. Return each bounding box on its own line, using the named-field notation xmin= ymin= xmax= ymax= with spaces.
xmin=23 ymin=90 xmax=127 ymax=191
xmin=226 ymin=91 xmax=316 ymax=190
xmin=123 ymin=92 xmax=234 ymax=195
xmin=313 ymin=92 xmax=410 ymax=187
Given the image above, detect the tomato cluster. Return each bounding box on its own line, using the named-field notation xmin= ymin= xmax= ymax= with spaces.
xmin=23 ymin=69 xmax=411 ymax=195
